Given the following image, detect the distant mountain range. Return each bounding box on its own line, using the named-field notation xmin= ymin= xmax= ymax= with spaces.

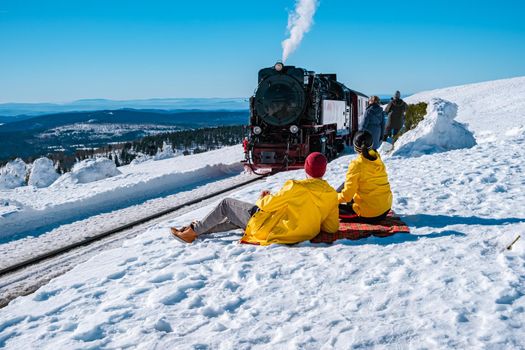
xmin=0 ymin=108 xmax=248 ymax=161
xmin=0 ymin=98 xmax=249 ymax=121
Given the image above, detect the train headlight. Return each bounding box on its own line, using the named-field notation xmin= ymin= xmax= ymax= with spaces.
xmin=274 ymin=62 xmax=284 ymax=72
xmin=253 ymin=126 xmax=262 ymax=135
xmin=289 ymin=125 xmax=299 ymax=134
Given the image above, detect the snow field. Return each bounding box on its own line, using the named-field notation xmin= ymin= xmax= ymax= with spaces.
xmin=0 ymin=212 xmax=523 ymax=348
xmin=1 ymin=128 xmax=524 ymax=348
xmin=1 ymin=77 xmax=525 ymax=348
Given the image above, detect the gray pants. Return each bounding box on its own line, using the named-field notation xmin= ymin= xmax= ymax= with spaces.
xmin=193 ymin=198 xmax=256 ymax=235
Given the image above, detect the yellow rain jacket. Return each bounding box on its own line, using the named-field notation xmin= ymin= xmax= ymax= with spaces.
xmin=338 ymin=150 xmax=393 ymax=217
xmin=241 ymin=178 xmax=339 ymax=246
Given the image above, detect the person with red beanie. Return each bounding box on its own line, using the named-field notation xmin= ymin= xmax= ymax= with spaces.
xmin=171 ymin=152 xmax=339 ymax=245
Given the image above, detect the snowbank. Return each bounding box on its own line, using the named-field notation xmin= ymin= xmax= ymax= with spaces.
xmin=391 ymin=98 xmax=476 ymax=157
xmin=27 ymin=157 xmax=59 ymax=188
xmin=405 ymin=76 xmax=525 ymax=139
xmin=0 ymin=159 xmax=27 ymax=190
xmin=53 ymin=158 xmax=121 ymax=186
xmin=0 ymin=146 xmax=244 ymax=240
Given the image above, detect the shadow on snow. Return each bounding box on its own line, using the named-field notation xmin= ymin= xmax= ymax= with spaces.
xmin=401 ymin=214 xmax=525 ymax=228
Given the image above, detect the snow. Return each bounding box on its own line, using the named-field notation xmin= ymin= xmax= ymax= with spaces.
xmin=40 ymin=123 xmax=181 ymax=139
xmin=153 ymin=142 xmax=175 ymax=161
xmin=405 ymin=76 xmax=525 ymax=141
xmin=0 ymin=146 xmax=244 ymax=240
xmin=27 ymin=157 xmax=60 ymax=188
xmin=53 ymin=158 xmax=121 ymax=186
xmin=391 ymin=98 xmax=476 ymax=157
xmin=0 ymin=159 xmax=27 ymax=190
xmin=1 ymin=77 xmax=525 ymax=348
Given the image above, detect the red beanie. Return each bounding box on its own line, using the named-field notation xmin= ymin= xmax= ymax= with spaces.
xmin=304 ymin=152 xmax=327 ymax=178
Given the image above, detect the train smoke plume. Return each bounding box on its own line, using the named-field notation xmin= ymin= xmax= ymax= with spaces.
xmin=281 ymin=0 xmax=319 ymax=63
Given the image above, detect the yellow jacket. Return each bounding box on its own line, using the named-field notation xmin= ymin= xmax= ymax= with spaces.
xmin=338 ymin=150 xmax=393 ymax=217
xmin=241 ymin=178 xmax=339 ymax=246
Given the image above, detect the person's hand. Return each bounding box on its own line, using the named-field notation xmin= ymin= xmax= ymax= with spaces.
xmin=260 ymin=190 xmax=270 ymax=198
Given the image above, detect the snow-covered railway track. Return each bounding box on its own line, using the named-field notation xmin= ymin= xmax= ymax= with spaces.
xmin=0 ymin=175 xmax=264 ymax=308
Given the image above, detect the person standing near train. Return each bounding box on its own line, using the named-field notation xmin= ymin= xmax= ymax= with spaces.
xmin=361 ymin=95 xmax=384 ymax=149
xmin=383 ymin=90 xmax=407 ymax=142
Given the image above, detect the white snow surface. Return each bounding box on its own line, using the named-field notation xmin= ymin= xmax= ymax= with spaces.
xmin=27 ymin=157 xmax=60 ymax=188
xmin=391 ymin=98 xmax=476 ymax=157
xmin=0 ymin=159 xmax=27 ymax=190
xmin=1 ymin=77 xmax=525 ymax=348
xmin=153 ymin=142 xmax=176 ymax=161
xmin=53 ymin=158 xmax=121 ymax=186
xmin=406 ymin=76 xmax=525 ymax=141
xmin=0 ymin=146 xmax=243 ymax=239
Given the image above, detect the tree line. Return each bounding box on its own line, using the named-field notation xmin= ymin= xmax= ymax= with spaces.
xmin=1 ymin=125 xmax=245 ymax=173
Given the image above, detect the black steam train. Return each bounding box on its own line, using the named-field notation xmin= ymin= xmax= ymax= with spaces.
xmin=244 ymin=62 xmax=368 ymax=172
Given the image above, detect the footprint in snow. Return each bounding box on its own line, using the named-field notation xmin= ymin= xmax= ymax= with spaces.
xmin=118 ymin=256 xmax=138 ymax=266
xmin=481 ymin=174 xmax=498 ymax=184
xmin=107 ymin=270 xmax=126 ymax=280
xmin=160 ymin=280 xmax=206 ymax=305
xmin=495 ymin=290 xmax=524 ymax=305
xmin=148 ymin=272 xmax=174 ymax=284
xmin=201 ymin=297 xmax=245 ymax=318
xmin=33 ymin=288 xmax=61 ymax=302
xmin=73 ymin=325 xmax=105 ymax=342
xmin=154 ymin=318 xmax=173 ymax=333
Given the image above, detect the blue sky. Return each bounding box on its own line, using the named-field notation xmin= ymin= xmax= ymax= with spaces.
xmin=0 ymin=0 xmax=524 ymax=102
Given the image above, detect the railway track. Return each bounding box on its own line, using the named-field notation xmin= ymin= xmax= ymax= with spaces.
xmin=0 ymin=175 xmax=265 ymax=308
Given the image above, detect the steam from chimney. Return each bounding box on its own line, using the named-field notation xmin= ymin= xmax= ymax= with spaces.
xmin=281 ymin=0 xmax=319 ymax=63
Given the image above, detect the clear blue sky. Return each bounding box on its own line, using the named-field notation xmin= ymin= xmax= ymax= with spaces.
xmin=1 ymin=0 xmax=524 ymax=102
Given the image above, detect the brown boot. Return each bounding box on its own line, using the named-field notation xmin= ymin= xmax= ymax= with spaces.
xmin=170 ymin=225 xmax=198 ymax=243
xmin=170 ymin=226 xmax=187 ymax=234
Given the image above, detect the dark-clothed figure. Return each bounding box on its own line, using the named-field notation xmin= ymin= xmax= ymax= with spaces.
xmin=383 ymin=90 xmax=407 ymax=141
xmin=361 ymin=95 xmax=384 ymax=149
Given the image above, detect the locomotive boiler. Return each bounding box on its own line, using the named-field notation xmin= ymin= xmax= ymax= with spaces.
xmin=244 ymin=62 xmax=368 ymax=172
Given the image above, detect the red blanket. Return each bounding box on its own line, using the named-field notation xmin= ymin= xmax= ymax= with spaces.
xmin=310 ymin=211 xmax=410 ymax=244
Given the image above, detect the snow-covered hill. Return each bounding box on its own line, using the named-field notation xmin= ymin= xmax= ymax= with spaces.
xmin=1 ymin=77 xmax=525 ymax=349
xmin=406 ymin=76 xmax=525 ymax=141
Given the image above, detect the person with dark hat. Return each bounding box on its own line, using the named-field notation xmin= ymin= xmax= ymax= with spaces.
xmin=383 ymin=90 xmax=407 ymax=143
xmin=171 ymin=152 xmax=339 ymax=245
xmin=338 ymin=130 xmax=392 ymax=222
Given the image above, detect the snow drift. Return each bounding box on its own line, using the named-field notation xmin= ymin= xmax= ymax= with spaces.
xmin=53 ymin=158 xmax=121 ymax=186
xmin=27 ymin=157 xmax=59 ymax=188
xmin=0 ymin=146 xmax=244 ymax=240
xmin=0 ymin=159 xmax=27 ymax=190
xmin=391 ymin=98 xmax=476 ymax=157
xmin=405 ymin=76 xmax=525 ymax=140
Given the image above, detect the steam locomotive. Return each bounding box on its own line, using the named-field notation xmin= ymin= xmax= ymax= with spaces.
xmin=244 ymin=62 xmax=368 ymax=173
